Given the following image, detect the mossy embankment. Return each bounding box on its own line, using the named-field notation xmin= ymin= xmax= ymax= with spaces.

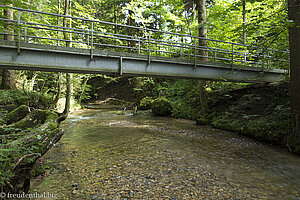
xmin=0 ymin=90 xmax=63 ymax=193
xmin=87 ymin=76 xmax=295 ymax=153
xmin=196 ymin=81 xmax=292 ymax=148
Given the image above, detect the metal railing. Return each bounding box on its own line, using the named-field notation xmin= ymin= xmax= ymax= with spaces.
xmin=0 ymin=5 xmax=290 ymax=70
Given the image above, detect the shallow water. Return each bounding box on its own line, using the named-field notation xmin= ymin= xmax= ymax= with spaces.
xmin=33 ymin=109 xmax=300 ymax=199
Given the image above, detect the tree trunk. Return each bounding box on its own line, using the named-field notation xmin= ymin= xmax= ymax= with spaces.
xmin=127 ymin=10 xmax=136 ymax=52
xmin=53 ymin=73 xmax=62 ymax=107
xmin=287 ymin=0 xmax=300 ymax=153
xmin=197 ymin=0 xmax=208 ymax=115
xmin=197 ymin=0 xmax=207 ymax=60
xmin=63 ymin=0 xmax=71 ymax=47
xmin=57 ymin=0 xmax=61 ymax=46
xmin=61 ymin=0 xmax=72 ymax=118
xmin=78 ymin=76 xmax=88 ymax=104
xmin=242 ymin=0 xmax=246 ymax=44
xmin=1 ymin=4 xmax=16 ymax=90
xmin=62 ymin=73 xmax=71 ymax=116
xmin=114 ymin=0 xmax=117 ymax=34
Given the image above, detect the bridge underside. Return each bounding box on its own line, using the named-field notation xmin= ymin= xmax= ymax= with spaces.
xmin=0 ymin=41 xmax=285 ymax=83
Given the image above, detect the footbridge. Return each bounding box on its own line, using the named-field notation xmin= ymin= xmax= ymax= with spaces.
xmin=0 ymin=6 xmax=289 ymax=82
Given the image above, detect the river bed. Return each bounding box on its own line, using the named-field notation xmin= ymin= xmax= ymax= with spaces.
xmin=32 ymin=109 xmax=300 ymax=199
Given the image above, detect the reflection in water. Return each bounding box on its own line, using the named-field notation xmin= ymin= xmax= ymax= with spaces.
xmin=33 ymin=109 xmax=300 ymax=199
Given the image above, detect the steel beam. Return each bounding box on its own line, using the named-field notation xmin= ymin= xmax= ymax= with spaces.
xmin=0 ymin=41 xmax=286 ymax=83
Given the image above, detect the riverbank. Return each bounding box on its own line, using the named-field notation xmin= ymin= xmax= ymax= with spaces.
xmin=196 ymin=81 xmax=292 ymax=148
xmin=0 ymin=90 xmax=63 ymax=193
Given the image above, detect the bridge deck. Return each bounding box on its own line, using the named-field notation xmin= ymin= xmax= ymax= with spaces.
xmin=0 ymin=40 xmax=286 ymax=82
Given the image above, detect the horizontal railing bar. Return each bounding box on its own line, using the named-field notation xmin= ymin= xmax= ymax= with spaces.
xmin=25 ymin=35 xmax=87 ymax=44
xmin=0 ymin=32 xmax=87 ymax=45
xmin=94 ymin=42 xmax=139 ymax=51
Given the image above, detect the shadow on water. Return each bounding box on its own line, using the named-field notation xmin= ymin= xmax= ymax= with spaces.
xmin=32 ymin=109 xmax=300 ymax=199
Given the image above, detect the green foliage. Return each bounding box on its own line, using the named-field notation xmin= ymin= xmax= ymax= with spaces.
xmin=31 ymin=162 xmax=51 ymax=177
xmin=151 ymin=97 xmax=171 ymax=116
xmin=0 ymin=141 xmax=22 ymax=187
xmin=0 ymin=90 xmax=27 ymax=105
xmin=139 ymin=97 xmax=153 ymax=110
xmin=0 ymin=126 xmax=44 ymax=187
xmin=164 ymin=80 xmax=200 ymax=119
xmin=0 ymin=89 xmax=53 ymax=109
xmin=130 ymin=77 xmax=158 ymax=100
xmin=72 ymin=74 xmax=92 ymax=103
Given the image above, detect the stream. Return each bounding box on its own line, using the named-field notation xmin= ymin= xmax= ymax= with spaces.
xmin=32 ymin=109 xmax=300 ymax=199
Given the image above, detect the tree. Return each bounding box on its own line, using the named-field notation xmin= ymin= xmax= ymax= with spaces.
xmin=53 ymin=73 xmax=62 ymax=108
xmin=1 ymin=4 xmax=16 ymax=90
xmin=287 ymin=0 xmax=300 ymax=153
xmin=242 ymin=0 xmax=246 ymax=44
xmin=62 ymin=0 xmax=72 ymax=117
xmin=197 ymin=0 xmax=209 ymax=115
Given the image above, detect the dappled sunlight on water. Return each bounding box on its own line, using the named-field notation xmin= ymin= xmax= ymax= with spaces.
xmin=33 ymin=109 xmax=300 ymax=199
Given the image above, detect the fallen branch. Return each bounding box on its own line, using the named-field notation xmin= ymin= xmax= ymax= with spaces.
xmin=13 ymin=153 xmax=35 ymax=170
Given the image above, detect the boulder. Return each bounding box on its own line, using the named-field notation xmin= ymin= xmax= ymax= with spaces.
xmin=139 ymin=97 xmax=153 ymax=110
xmin=151 ymin=97 xmax=172 ymax=116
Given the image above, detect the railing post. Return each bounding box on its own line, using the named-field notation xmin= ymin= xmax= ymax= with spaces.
xmin=87 ymin=29 xmax=90 ymax=49
xmin=90 ymin=21 xmax=94 ymax=60
xmin=267 ymin=50 xmax=270 ymax=68
xmin=148 ymin=30 xmax=151 ymax=64
xmin=231 ymin=43 xmax=234 ymax=67
xmin=119 ymin=56 xmax=123 ymax=75
xmin=17 ymin=10 xmax=21 ymax=54
xmin=138 ymin=37 xmax=141 ymax=54
xmin=214 ymin=48 xmax=216 ymax=63
xmin=244 ymin=52 xmax=246 ymax=66
xmin=170 ymin=41 xmax=172 ymax=57
xmin=180 ymin=42 xmax=183 ymax=57
xmin=194 ymin=36 xmax=197 ymax=69
xmin=57 ymin=15 xmax=60 ymax=46
xmin=24 ymin=22 xmax=27 ymax=43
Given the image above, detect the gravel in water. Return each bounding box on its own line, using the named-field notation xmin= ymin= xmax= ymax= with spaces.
xmin=32 ymin=109 xmax=300 ymax=200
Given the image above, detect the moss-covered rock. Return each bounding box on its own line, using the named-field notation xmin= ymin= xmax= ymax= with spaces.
xmin=6 ymin=110 xmax=58 ymax=131
xmin=139 ymin=97 xmax=153 ymax=110
xmin=0 ymin=108 xmax=62 ymax=193
xmin=151 ymin=97 xmax=172 ymax=116
xmin=287 ymin=134 xmax=300 ymax=154
xmin=1 ymin=104 xmax=18 ymax=113
xmin=0 ymin=89 xmax=63 ymax=193
xmin=196 ymin=115 xmax=211 ymax=125
xmin=194 ymin=81 xmax=293 ymax=151
xmin=6 ymin=105 xmax=31 ymax=124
